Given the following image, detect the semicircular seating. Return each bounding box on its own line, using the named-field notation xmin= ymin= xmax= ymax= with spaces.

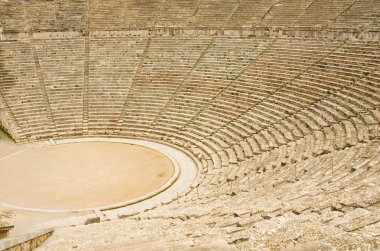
xmin=0 ymin=0 xmax=379 ymax=250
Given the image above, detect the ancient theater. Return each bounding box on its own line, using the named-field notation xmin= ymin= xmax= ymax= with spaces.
xmin=0 ymin=0 xmax=379 ymax=250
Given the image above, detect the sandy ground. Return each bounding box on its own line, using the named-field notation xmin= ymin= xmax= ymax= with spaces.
xmin=0 ymin=132 xmax=175 ymax=235
xmin=0 ymin=141 xmax=174 ymax=210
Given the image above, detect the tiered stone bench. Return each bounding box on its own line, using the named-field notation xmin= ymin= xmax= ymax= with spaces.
xmin=0 ymin=1 xmax=379 ymax=249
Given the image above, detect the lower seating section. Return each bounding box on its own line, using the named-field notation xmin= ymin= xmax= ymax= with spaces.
xmin=88 ymin=37 xmax=147 ymax=134
xmin=0 ymin=36 xmax=379 ymax=249
xmin=117 ymin=38 xmax=212 ymax=134
xmin=120 ymin=38 xmax=271 ymax=136
xmin=41 ymin=141 xmax=380 ymax=250
xmin=0 ymin=41 xmax=53 ymax=140
xmin=34 ymin=38 xmax=85 ymax=137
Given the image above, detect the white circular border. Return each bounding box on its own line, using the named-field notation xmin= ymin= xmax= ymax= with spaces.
xmin=1 ymin=138 xmax=198 ymax=214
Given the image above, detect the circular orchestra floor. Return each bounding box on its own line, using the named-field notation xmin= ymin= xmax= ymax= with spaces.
xmin=0 ymin=142 xmax=175 ymax=211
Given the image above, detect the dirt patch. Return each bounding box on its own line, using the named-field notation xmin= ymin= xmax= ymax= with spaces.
xmin=0 ymin=142 xmax=175 ymax=210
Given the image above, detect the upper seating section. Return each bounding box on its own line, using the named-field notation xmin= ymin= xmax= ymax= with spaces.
xmin=0 ymin=0 xmax=379 ymax=33
xmin=89 ymin=0 xmax=162 ymax=30
xmin=332 ymin=0 xmax=380 ymax=28
xmin=0 ymin=0 xmax=88 ymax=33
xmin=0 ymin=0 xmax=27 ymax=33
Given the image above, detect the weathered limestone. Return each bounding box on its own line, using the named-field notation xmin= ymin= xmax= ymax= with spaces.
xmin=0 ymin=228 xmax=53 ymax=250
xmin=0 ymin=0 xmax=379 ymax=32
xmin=0 ymin=211 xmax=14 ymax=239
xmin=0 ymin=0 xmax=379 ymax=250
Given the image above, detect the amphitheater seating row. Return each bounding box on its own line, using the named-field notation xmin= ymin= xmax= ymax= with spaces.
xmin=0 ymin=38 xmax=378 ymax=211
xmin=0 ymin=0 xmax=379 ymax=32
xmin=88 ymin=38 xmax=147 ymax=135
xmin=134 ymin=141 xmax=380 ymax=242
xmin=1 ymin=38 xmax=378 ymax=156
xmin=34 ymin=39 xmax=85 ymax=137
xmin=0 ymin=41 xmax=53 ymax=140
xmin=0 ymin=1 xmax=379 ymax=249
